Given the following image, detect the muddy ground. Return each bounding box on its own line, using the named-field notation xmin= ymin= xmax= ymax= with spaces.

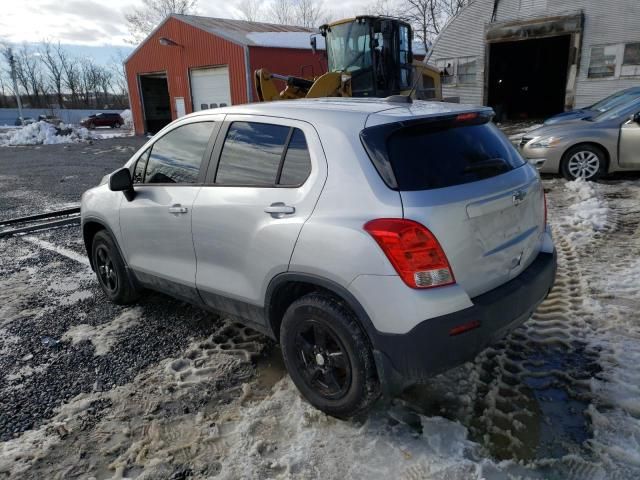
xmin=1 ymin=137 xmax=640 ymax=479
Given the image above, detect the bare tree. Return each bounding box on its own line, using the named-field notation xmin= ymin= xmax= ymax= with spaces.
xmin=267 ymin=0 xmax=327 ymax=27
xmin=41 ymin=40 xmax=65 ymax=108
xmin=268 ymin=0 xmax=295 ymax=25
xmin=125 ymin=0 xmax=198 ymax=44
xmin=365 ymin=0 xmax=401 ymax=17
xmin=294 ymin=0 xmax=325 ymax=28
xmin=59 ymin=49 xmax=81 ymax=107
xmin=401 ymin=0 xmax=469 ymax=44
xmin=238 ymin=0 xmax=264 ymax=22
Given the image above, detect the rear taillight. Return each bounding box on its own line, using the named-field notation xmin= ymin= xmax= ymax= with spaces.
xmin=364 ymin=219 xmax=455 ymax=289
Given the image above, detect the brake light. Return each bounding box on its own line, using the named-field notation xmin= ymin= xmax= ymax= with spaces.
xmin=455 ymin=112 xmax=478 ymax=122
xmin=364 ymin=219 xmax=455 ymax=289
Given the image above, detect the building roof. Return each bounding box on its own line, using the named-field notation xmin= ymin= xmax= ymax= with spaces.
xmin=125 ymin=14 xmax=324 ymax=64
xmin=175 ymin=15 xmax=321 ymax=48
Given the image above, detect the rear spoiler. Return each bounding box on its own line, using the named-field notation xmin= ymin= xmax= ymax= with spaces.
xmin=360 ymin=109 xmax=494 ymax=189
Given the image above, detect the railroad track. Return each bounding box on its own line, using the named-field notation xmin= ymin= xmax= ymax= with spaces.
xmin=0 ymin=206 xmax=80 ymax=239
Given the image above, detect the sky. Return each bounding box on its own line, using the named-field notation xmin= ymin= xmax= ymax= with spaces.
xmin=0 ymin=0 xmax=372 ymax=64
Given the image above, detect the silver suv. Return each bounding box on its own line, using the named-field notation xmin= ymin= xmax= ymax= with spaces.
xmin=81 ymin=98 xmax=556 ymax=417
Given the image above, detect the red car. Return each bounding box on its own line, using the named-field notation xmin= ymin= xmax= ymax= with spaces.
xmin=81 ymin=113 xmax=124 ymax=129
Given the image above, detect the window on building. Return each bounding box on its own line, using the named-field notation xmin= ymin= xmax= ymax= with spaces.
xmin=144 ymin=122 xmax=214 ymax=184
xmin=622 ymin=43 xmax=640 ymax=77
xmin=588 ymin=45 xmax=618 ymax=78
xmin=436 ymin=59 xmax=456 ymax=85
xmin=457 ymin=57 xmax=477 ymax=84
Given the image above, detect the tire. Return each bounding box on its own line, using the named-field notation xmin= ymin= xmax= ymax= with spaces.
xmin=88 ymin=123 xmax=95 ymax=130
xmin=560 ymin=144 xmax=607 ymax=181
xmin=91 ymin=230 xmax=141 ymax=305
xmin=280 ymin=293 xmax=380 ymax=418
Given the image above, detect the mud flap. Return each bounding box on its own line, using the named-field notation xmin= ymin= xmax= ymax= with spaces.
xmin=373 ymin=349 xmax=408 ymax=401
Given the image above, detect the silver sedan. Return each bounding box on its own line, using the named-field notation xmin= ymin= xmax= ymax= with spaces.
xmin=520 ymin=98 xmax=640 ymax=180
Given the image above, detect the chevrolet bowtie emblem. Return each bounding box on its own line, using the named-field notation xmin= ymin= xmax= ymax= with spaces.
xmin=512 ymin=190 xmax=526 ymax=205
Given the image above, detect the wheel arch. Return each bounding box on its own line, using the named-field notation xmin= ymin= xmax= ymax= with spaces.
xmin=561 ymin=141 xmax=611 ymax=173
xmin=82 ymin=218 xmax=127 ymax=271
xmin=265 ymin=273 xmax=379 ymax=349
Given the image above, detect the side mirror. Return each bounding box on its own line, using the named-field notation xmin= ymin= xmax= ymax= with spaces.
xmin=109 ymin=167 xmax=135 ymax=200
xmin=310 ymin=35 xmax=317 ymax=54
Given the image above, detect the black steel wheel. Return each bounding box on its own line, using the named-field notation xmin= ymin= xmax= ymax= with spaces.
xmin=91 ymin=230 xmax=141 ymax=304
xmin=292 ymin=319 xmax=352 ymax=400
xmin=95 ymin=244 xmax=118 ymax=294
xmin=280 ymin=293 xmax=380 ymax=418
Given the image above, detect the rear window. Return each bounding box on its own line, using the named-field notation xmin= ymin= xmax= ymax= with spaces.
xmin=362 ymin=119 xmax=525 ymax=191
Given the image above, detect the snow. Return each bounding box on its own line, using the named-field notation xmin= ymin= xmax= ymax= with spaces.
xmin=120 ymin=109 xmax=132 ymax=126
xmin=211 ymin=378 xmax=484 ymax=479
xmin=0 ymin=121 xmax=93 ymax=146
xmin=62 ymin=308 xmax=143 ymax=356
xmin=246 ymin=31 xmax=325 ymax=50
xmin=560 ymin=179 xmax=608 ymax=242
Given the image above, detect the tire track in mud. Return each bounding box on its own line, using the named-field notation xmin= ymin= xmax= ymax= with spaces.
xmin=460 ymin=229 xmax=600 ymax=462
xmin=401 ymin=179 xmax=614 ymax=475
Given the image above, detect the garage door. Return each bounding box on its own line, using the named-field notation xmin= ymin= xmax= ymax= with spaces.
xmin=190 ymin=66 xmax=232 ymax=111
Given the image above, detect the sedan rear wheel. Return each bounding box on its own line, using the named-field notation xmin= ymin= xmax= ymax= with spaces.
xmin=561 ymin=145 xmax=606 ymax=181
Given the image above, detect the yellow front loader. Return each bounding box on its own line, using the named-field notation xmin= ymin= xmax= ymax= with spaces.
xmin=255 ymin=16 xmax=442 ymax=102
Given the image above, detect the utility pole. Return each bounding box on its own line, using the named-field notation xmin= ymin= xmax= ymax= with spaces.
xmin=7 ymin=48 xmax=24 ymax=125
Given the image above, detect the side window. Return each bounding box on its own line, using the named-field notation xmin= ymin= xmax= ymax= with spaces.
xmin=215 ymin=122 xmax=290 ymax=186
xmin=279 ymin=129 xmax=311 ymax=186
xmin=132 ymin=149 xmax=149 ymax=183
xmin=144 ymin=122 xmax=214 ymax=184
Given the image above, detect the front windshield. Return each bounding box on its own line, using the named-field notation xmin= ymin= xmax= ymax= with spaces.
xmin=590 ymin=98 xmax=640 ymax=122
xmin=326 ymin=21 xmax=371 ymax=73
xmin=589 ymin=89 xmax=640 ymax=112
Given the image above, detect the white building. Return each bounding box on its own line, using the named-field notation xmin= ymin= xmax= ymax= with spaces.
xmin=430 ymin=0 xmax=640 ymax=120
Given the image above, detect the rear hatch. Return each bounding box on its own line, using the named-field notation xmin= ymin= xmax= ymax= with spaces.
xmin=361 ymin=111 xmax=545 ymax=298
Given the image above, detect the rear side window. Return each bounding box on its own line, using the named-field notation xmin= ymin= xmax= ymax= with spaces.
xmin=215 ymin=122 xmax=311 ymax=186
xmin=279 ymin=129 xmax=311 ymax=186
xmin=362 ymin=119 xmax=525 ymax=191
xmin=144 ymin=122 xmax=214 ymax=184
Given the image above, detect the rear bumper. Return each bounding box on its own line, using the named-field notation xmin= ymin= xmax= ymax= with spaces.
xmin=371 ymin=249 xmax=557 ymax=394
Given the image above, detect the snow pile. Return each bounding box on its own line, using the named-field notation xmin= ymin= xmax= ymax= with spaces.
xmin=120 ymin=109 xmax=133 ymax=126
xmin=0 ymin=121 xmax=93 ymax=146
xmin=561 ymin=179 xmax=608 ymax=242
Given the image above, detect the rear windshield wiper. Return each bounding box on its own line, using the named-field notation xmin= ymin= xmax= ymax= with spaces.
xmin=463 ymin=158 xmax=509 ymax=174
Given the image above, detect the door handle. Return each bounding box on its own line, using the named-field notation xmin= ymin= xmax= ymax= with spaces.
xmin=168 ymin=204 xmax=188 ymax=214
xmin=264 ymin=202 xmax=295 ymax=218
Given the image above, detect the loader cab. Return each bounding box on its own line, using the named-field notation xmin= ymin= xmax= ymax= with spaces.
xmin=321 ymin=16 xmax=414 ymax=97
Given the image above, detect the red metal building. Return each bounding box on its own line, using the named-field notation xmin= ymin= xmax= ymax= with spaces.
xmin=124 ymin=15 xmax=326 ymax=134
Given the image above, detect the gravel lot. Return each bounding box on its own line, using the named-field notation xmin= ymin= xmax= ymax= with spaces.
xmin=1 ymin=136 xmax=640 ymax=479
xmin=0 ymin=136 xmax=145 ymax=220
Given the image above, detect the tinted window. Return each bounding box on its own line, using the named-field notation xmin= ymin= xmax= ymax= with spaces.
xmin=216 ymin=122 xmax=290 ymax=186
xmin=133 ymin=149 xmax=149 ymax=183
xmin=279 ymin=129 xmax=311 ymax=185
xmin=144 ymin=122 xmax=214 ymax=184
xmin=365 ymin=121 xmax=525 ymax=191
